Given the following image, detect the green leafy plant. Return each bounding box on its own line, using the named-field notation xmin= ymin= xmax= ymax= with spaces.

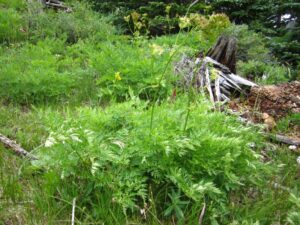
xmin=286 ymin=193 xmax=300 ymax=224
xmin=23 ymin=97 xmax=270 ymax=223
xmin=164 ymin=189 xmax=189 ymax=221
xmin=276 ymin=113 xmax=300 ymax=133
xmin=237 ymin=60 xmax=290 ymax=84
xmin=0 ymin=8 xmax=25 ymax=44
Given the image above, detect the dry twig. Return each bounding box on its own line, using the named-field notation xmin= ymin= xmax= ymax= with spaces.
xmin=0 ymin=133 xmax=37 ymax=160
xmin=198 ymin=203 xmax=206 ymax=225
xmin=71 ymin=198 xmax=76 ymax=225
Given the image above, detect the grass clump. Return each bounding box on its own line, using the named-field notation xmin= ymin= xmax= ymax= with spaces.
xmin=0 ymin=7 xmax=26 ymax=44
xmin=0 ymin=0 xmax=115 ymax=45
xmin=25 ymin=1 xmax=116 ymax=44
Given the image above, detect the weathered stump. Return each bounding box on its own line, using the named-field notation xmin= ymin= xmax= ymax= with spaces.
xmin=206 ymin=36 xmax=237 ymax=73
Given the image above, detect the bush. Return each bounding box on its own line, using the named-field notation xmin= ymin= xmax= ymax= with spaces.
xmin=237 ymin=60 xmax=290 ymax=84
xmin=89 ymin=0 xmax=213 ymax=36
xmin=201 ymin=13 xmax=231 ymax=43
xmin=224 ymin=24 xmax=270 ymax=62
xmin=31 ymin=97 xmax=269 ymax=223
xmin=177 ymin=13 xmax=231 ymax=45
xmin=223 ymin=24 xmax=291 ymax=84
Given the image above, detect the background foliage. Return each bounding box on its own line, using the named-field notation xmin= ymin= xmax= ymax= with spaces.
xmin=89 ymin=0 xmax=300 ymax=73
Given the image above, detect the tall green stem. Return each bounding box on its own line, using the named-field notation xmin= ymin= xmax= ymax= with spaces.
xmin=149 ymin=0 xmax=199 ymax=133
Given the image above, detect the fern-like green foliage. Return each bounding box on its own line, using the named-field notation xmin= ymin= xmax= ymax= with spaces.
xmin=0 ymin=29 xmax=202 ymax=105
xmin=237 ymin=60 xmax=290 ymax=84
xmin=29 ymin=97 xmax=270 ymax=223
xmin=0 ymin=8 xmax=25 ymax=43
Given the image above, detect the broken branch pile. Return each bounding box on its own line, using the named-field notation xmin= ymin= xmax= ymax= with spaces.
xmin=174 ymin=56 xmax=257 ymax=102
xmin=39 ymin=0 xmax=72 ymax=12
xmin=175 ymin=36 xmax=256 ymax=103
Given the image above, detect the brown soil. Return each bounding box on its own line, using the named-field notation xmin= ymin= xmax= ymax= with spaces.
xmin=247 ymin=81 xmax=300 ymax=119
xmin=228 ymin=81 xmax=300 ymax=139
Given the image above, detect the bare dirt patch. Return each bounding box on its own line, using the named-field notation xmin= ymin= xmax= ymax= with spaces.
xmin=247 ymin=81 xmax=300 ymax=119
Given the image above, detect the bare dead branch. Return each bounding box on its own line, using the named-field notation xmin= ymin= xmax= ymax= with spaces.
xmin=198 ymin=203 xmax=206 ymax=225
xmin=0 ymin=133 xmax=37 ymax=160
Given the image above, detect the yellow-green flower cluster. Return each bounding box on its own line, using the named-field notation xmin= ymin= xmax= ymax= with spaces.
xmin=150 ymin=44 xmax=164 ymax=56
xmin=179 ymin=16 xmax=191 ymax=29
xmin=114 ymin=72 xmax=122 ymax=81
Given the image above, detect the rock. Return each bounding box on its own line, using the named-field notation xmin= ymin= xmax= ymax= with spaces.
xmin=262 ymin=113 xmax=276 ymax=130
xmin=297 ymin=156 xmax=300 ymax=166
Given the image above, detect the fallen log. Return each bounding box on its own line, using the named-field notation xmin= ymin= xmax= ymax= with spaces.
xmin=271 ymin=134 xmax=300 ymax=146
xmin=38 ymin=0 xmax=72 ymax=12
xmin=0 ymin=134 xmax=37 ymax=160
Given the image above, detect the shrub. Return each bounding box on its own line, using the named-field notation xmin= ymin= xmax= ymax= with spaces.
xmin=32 ymin=97 xmax=269 ymax=223
xmin=224 ymin=24 xmax=270 ymax=62
xmin=224 ymin=24 xmax=291 ymax=84
xmin=201 ymin=13 xmax=231 ymax=43
xmin=90 ymin=0 xmax=213 ymax=36
xmin=237 ymin=60 xmax=290 ymax=84
xmin=176 ymin=13 xmax=231 ymax=47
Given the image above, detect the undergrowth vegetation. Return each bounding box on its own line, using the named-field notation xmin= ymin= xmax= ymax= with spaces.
xmin=34 ymin=98 xmax=268 ymax=221
xmin=0 ymin=99 xmax=299 ymax=224
xmin=0 ymin=0 xmax=299 ymax=224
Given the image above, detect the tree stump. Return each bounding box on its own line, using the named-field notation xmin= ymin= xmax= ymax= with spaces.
xmin=206 ymin=36 xmax=237 ymax=73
